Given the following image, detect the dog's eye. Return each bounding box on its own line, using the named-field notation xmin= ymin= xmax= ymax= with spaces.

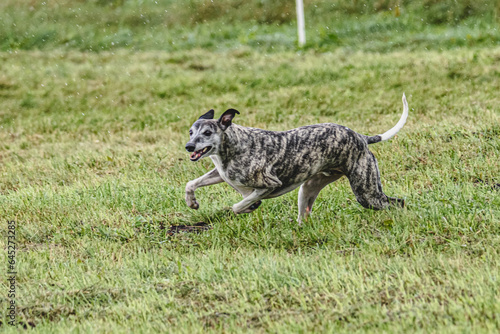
xmin=203 ymin=131 xmax=212 ymax=136
xmin=189 ymin=130 xmax=193 ymax=136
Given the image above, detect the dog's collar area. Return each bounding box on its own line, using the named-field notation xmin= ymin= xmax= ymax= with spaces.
xmin=190 ymin=146 xmax=212 ymax=161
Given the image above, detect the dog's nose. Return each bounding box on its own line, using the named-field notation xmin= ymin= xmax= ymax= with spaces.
xmin=185 ymin=143 xmax=195 ymax=152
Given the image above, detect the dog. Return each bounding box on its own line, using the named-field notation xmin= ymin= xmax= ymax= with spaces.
xmin=185 ymin=94 xmax=408 ymax=223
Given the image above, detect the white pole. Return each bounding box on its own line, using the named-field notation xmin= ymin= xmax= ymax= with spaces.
xmin=296 ymin=0 xmax=306 ymax=47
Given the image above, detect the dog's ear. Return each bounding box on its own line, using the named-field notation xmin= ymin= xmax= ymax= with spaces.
xmin=198 ymin=109 xmax=214 ymax=120
xmin=218 ymin=109 xmax=240 ymax=131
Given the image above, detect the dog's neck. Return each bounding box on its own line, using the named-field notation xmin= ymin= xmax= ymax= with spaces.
xmin=217 ymin=124 xmax=246 ymax=168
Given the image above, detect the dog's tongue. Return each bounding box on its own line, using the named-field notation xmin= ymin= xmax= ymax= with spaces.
xmin=190 ymin=151 xmax=201 ymax=160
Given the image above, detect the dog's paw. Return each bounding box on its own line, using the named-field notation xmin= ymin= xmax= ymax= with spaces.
xmin=232 ymin=201 xmax=262 ymax=214
xmin=185 ymin=195 xmax=199 ymax=210
xmin=248 ymin=200 xmax=262 ymax=211
xmin=388 ymin=197 xmax=405 ymax=208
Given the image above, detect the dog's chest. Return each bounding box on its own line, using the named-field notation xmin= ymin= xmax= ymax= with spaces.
xmin=210 ymin=155 xmax=253 ymax=195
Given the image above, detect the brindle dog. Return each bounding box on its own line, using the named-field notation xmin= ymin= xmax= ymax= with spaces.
xmin=185 ymin=94 xmax=408 ymax=223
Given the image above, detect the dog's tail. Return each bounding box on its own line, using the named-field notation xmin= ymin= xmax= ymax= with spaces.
xmin=365 ymin=93 xmax=409 ymax=144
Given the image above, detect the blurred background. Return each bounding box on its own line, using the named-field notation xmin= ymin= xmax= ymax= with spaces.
xmin=1 ymin=0 xmax=499 ymax=53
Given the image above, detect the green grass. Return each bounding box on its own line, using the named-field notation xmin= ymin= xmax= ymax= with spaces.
xmin=1 ymin=0 xmax=500 ymax=332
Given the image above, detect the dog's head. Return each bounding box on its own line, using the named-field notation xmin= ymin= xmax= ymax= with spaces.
xmin=185 ymin=108 xmax=239 ymax=161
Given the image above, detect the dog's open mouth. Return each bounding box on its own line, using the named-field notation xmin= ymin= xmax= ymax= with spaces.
xmin=190 ymin=146 xmax=212 ymax=161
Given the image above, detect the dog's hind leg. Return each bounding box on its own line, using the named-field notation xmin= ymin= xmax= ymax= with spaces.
xmin=346 ymin=152 xmax=404 ymax=210
xmin=297 ymin=173 xmax=344 ymax=224
xmin=185 ymin=168 xmax=224 ymax=209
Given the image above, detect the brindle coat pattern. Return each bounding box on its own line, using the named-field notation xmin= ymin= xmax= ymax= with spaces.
xmin=185 ymin=95 xmax=408 ymax=223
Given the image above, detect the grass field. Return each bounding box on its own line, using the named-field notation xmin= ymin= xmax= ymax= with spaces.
xmin=1 ymin=0 xmax=500 ymax=332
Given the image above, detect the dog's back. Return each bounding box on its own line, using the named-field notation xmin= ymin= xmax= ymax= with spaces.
xmin=218 ymin=123 xmax=369 ymax=191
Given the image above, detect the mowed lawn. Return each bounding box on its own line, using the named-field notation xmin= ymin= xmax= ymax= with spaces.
xmin=1 ymin=1 xmax=500 ymax=332
xmin=0 ymin=46 xmax=498 ymax=333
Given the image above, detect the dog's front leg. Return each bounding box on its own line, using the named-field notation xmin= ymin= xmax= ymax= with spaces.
xmin=232 ymin=188 xmax=270 ymax=214
xmin=185 ymin=168 xmax=224 ymax=209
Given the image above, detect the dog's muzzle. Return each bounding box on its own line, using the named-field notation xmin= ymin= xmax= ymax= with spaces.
xmin=187 ymin=145 xmax=212 ymax=161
